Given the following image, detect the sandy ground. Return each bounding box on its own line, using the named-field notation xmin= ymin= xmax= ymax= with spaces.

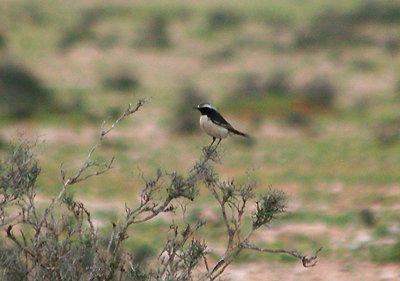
xmin=225 ymin=260 xmax=399 ymax=281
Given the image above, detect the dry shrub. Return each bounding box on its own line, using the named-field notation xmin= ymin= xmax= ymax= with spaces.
xmin=0 ymin=99 xmax=321 ymax=280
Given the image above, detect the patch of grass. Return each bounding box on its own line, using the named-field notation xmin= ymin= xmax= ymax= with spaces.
xmin=369 ymin=241 xmax=400 ymax=263
xmin=351 ymin=58 xmax=377 ymax=72
xmin=373 ymin=224 xmax=390 ymax=239
xmin=125 ymin=220 xmax=170 ymax=246
xmin=259 ymin=135 xmax=400 ymax=186
xmin=94 ymin=209 xmax=119 ymax=222
xmin=133 ymin=244 xmax=156 ymax=264
xmin=281 ymin=211 xmax=360 ymax=227
xmin=187 ymin=207 xmax=202 ymax=223
xmin=102 ymin=139 xmax=130 ymax=151
xmin=301 ymin=187 xmax=337 ymax=204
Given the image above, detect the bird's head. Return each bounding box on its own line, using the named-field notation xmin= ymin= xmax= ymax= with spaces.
xmin=192 ymin=102 xmax=217 ymax=115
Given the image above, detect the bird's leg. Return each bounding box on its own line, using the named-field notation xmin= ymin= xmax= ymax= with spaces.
xmin=214 ymin=138 xmax=222 ymax=149
xmin=209 ymin=137 xmax=216 ymax=148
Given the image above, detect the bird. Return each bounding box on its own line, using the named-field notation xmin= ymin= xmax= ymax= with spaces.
xmin=193 ymin=102 xmax=248 ymax=147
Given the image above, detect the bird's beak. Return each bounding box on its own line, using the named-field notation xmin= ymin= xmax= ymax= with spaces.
xmin=192 ymin=106 xmax=198 ymax=110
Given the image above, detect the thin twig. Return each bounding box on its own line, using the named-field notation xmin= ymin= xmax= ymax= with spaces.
xmin=34 ymin=99 xmax=148 ymax=239
xmin=243 ymin=242 xmax=323 ymax=267
xmin=107 ymin=222 xmax=117 ymax=253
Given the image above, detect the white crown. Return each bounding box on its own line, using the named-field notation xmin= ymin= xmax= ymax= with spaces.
xmin=198 ymin=103 xmax=216 ymax=110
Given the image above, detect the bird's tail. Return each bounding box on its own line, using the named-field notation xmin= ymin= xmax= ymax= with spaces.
xmin=230 ymin=128 xmax=249 ymax=138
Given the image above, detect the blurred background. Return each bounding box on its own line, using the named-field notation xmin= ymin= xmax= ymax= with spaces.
xmin=1 ymin=0 xmax=400 ymax=279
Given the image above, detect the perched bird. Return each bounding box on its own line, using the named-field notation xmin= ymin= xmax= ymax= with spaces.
xmin=193 ymin=102 xmax=248 ymax=147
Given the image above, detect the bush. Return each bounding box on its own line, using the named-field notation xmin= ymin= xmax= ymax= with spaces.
xmin=223 ymin=73 xmax=336 ymax=123
xmin=0 ymin=100 xmax=321 ymax=280
xmin=0 ymin=62 xmax=52 ymax=119
xmin=102 ymin=71 xmax=140 ymax=92
xmin=18 ymin=2 xmax=48 ymax=26
xmin=135 ymin=15 xmax=171 ymax=48
xmin=262 ymin=70 xmax=291 ymax=96
xmin=369 ymin=241 xmax=400 ymax=262
xmin=352 ymin=0 xmax=400 ymax=24
xmin=372 ymin=118 xmax=400 ymax=145
xmin=359 ymin=208 xmax=376 ymax=227
xmin=296 ymin=1 xmax=400 ymax=48
xmin=174 ymin=83 xmax=204 ymax=134
xmin=351 ymin=58 xmax=377 ymax=72
xmin=58 ymin=9 xmax=102 ymax=50
xmin=203 ymin=46 xmax=236 ymax=64
xmin=59 ymin=7 xmax=127 ymax=50
xmin=231 ymin=72 xmax=265 ymax=99
xmin=295 ymin=10 xmax=356 ymax=48
xmin=59 ymin=29 xmax=95 ymax=50
xmin=206 ymin=9 xmax=243 ymax=31
xmin=299 ymin=77 xmax=337 ymax=110
xmin=231 ymin=71 xmax=292 ymax=99
xmin=0 ymin=33 xmax=5 ymax=50
xmin=384 ymin=36 xmax=400 ymax=53
xmin=221 ymin=72 xmax=296 ymax=120
xmin=285 ymin=111 xmax=311 ymax=128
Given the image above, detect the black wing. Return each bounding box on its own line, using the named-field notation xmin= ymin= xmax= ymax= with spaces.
xmin=208 ymin=110 xmax=249 ymax=137
xmin=208 ymin=110 xmax=234 ymax=130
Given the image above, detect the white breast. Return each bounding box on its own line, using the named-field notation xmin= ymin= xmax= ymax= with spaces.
xmin=200 ymin=115 xmax=229 ymax=139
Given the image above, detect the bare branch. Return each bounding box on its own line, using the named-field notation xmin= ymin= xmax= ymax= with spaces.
xmin=6 ymin=225 xmax=35 ymax=258
xmin=243 ymin=242 xmax=323 ymax=268
xmin=107 ymin=222 xmax=117 ymax=253
xmin=100 ymin=98 xmax=150 ymax=139
xmin=34 ymin=99 xmax=148 ymax=239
